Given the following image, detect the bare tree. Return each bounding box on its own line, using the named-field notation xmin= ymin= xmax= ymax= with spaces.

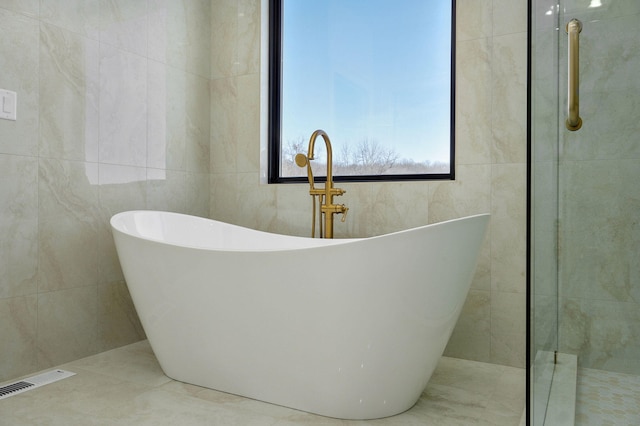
xmin=281 ymin=136 xmax=307 ymax=177
xmin=354 ymin=139 xmax=398 ymax=174
xmin=282 ymin=136 xmax=306 ymax=161
xmin=335 ymin=139 xmax=399 ymax=175
xmin=282 ymin=136 xmax=449 ymax=177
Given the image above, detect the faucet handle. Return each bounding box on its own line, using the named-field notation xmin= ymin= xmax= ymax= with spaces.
xmin=340 ymin=205 xmax=348 ymax=222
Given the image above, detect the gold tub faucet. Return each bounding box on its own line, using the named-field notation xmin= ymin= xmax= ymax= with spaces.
xmin=295 ymin=130 xmax=348 ymax=238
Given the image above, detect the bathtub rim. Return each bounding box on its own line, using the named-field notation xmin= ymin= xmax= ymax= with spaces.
xmin=110 ymin=210 xmax=491 ymax=253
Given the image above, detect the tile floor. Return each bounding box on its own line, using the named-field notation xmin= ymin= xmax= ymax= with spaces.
xmin=0 ymin=341 xmax=524 ymax=425
xmin=576 ymin=368 xmax=640 ymax=426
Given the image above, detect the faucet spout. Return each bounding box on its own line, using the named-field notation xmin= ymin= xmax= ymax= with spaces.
xmin=307 ymin=130 xmax=334 ymax=191
xmin=297 ymin=130 xmax=347 ymax=238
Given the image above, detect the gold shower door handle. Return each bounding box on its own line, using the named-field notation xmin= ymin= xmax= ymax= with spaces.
xmin=566 ymin=19 xmax=582 ymax=131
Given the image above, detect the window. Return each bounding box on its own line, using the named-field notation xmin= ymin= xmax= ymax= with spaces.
xmin=268 ymin=0 xmax=455 ymax=183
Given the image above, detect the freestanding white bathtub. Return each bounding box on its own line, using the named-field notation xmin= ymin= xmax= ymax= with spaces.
xmin=110 ymin=210 xmax=489 ymax=420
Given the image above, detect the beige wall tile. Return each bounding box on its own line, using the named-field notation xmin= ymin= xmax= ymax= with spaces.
xmin=38 ymin=159 xmax=100 ymax=293
xmin=40 ymin=0 xmax=100 ymax=39
xmin=39 ymin=23 xmax=100 ymax=162
xmin=99 ymin=0 xmax=148 ymax=57
xmin=491 ymin=331 xmax=526 ymax=368
xmin=237 ymin=0 xmax=261 ymax=76
xmin=444 ymin=290 xmax=491 ymax=362
xmin=491 ymin=32 xmax=528 ymax=164
xmin=211 ymin=0 xmax=238 ymax=79
xmin=0 ymin=0 xmax=38 ymax=17
xmin=147 ymin=61 xmax=185 ymax=171
xmin=560 ymin=297 xmax=640 ymax=374
xmin=0 ymin=296 xmax=37 ymax=382
xmin=186 ymin=73 xmax=212 ymax=174
xmin=185 ymin=172 xmax=211 ymax=218
xmin=0 ymin=155 xmax=38 ymax=299
xmin=237 ymin=73 xmax=261 ymax=173
xmin=274 ymin=181 xmax=318 ymax=237
xmin=493 ymin=291 xmax=526 ymax=336
xmin=456 ymin=0 xmax=492 ymax=41
xmin=493 ymin=0 xmax=528 ymax=36
xmin=429 ymin=164 xmax=492 ymax=223
xmin=210 ymin=172 xmax=239 ymax=224
xmin=211 ymin=77 xmax=239 ymax=173
xmin=491 ymin=164 xmax=526 ymax=294
xmin=37 ymin=286 xmax=99 ymax=369
xmin=99 ymin=44 xmax=148 ymax=167
xmin=235 ymin=172 xmax=276 ymax=230
xmin=148 ymin=0 xmax=211 ymax=78
xmin=491 ymin=292 xmax=526 ymax=368
xmin=367 ymin=182 xmax=429 ymax=236
xmin=98 ymin=280 xmax=146 ymax=352
xmin=146 ymin=168 xmax=187 ymax=213
xmin=456 ymin=38 xmax=492 ymax=165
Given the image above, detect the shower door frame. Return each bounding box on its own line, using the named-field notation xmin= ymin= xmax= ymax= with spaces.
xmin=527 ymin=0 xmax=563 ymax=423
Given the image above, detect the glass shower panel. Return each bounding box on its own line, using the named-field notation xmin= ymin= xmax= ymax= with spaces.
xmin=529 ymin=0 xmax=560 ymax=424
xmin=557 ymin=0 xmax=640 ymax=378
xmin=531 ymin=0 xmax=640 ymax=424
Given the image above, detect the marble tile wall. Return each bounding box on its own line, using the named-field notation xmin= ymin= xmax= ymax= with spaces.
xmin=0 ymin=0 xmax=211 ymax=382
xmin=209 ymin=0 xmax=528 ymax=368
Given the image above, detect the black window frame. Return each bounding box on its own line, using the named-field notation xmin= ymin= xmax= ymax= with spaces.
xmin=268 ymin=0 xmax=456 ymax=184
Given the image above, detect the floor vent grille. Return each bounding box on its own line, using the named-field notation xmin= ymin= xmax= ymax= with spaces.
xmin=0 ymin=369 xmax=75 ymax=400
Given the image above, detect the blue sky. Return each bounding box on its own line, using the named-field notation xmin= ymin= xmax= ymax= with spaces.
xmin=281 ymin=0 xmax=452 ymax=164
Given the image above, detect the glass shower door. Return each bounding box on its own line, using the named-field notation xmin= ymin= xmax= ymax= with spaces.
xmin=530 ymin=0 xmax=561 ymax=422
xmin=558 ymin=0 xmax=640 ymax=374
xmin=531 ymin=0 xmax=640 ymax=424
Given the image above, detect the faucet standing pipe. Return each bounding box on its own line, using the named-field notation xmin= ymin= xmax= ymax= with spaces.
xmin=295 ymin=130 xmax=348 ymax=238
